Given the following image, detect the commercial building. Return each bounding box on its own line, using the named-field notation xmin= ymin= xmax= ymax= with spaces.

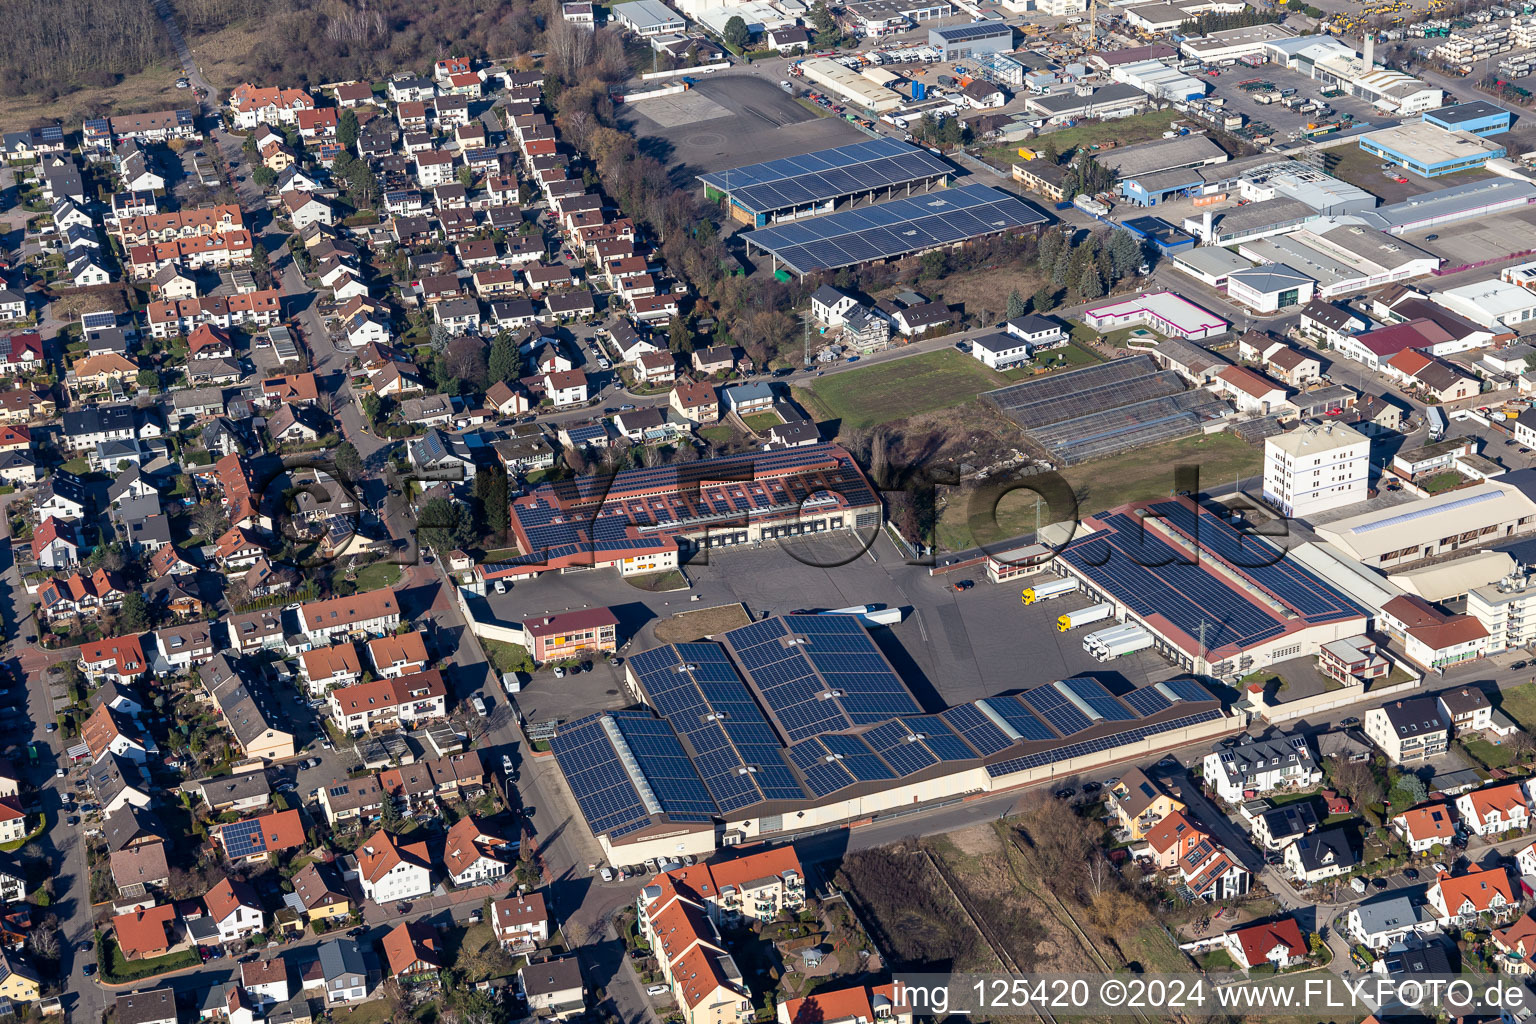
xmin=1095 ymin=134 xmax=1228 ymax=181
xmin=1055 ymin=497 xmax=1368 ymax=677
xmin=698 ymin=139 xmax=950 ymax=227
xmin=1190 ymin=197 xmax=1320 ymax=246
xmin=1262 ymin=422 xmax=1370 ymax=519
xmin=1423 ymin=99 xmax=1513 ymax=137
xmin=798 ymin=58 xmax=903 ymax=113
xmin=1236 ymin=162 xmax=1377 ymax=217
xmin=1109 ymin=60 xmax=1207 ymax=102
xmin=1171 ymin=246 xmax=1253 ymax=287
xmin=1227 ymin=264 xmax=1315 ymax=313
xmin=1082 ymin=291 xmax=1227 ymax=340
xmin=1315 ymin=470 xmax=1536 ymax=570
xmin=522 ymin=608 xmax=619 ymax=664
xmin=743 ymin=183 xmax=1046 ymax=278
xmin=1179 ymin=23 xmax=1296 ymax=62
xmin=1433 ymin=279 xmax=1536 ymax=332
xmin=1358 ymin=121 xmax=1507 ymax=178
xmin=504 ymin=444 xmax=881 ymax=576
xmin=929 ymin=22 xmax=1012 ymax=60
xmin=612 ymin=0 xmax=686 ymax=36
xmin=551 ymin=613 xmax=1231 ymax=862
xmin=1024 ymin=83 xmax=1148 ymax=125
xmin=1238 ymin=220 xmax=1439 ymax=299
xmin=1263 ymin=37 xmax=1442 ymax=114
xmin=1354 ymin=177 xmax=1536 ymax=235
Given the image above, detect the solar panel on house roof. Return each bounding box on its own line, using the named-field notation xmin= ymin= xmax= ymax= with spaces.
xmin=82 ymin=311 xmax=117 ymax=331
xmin=219 ymin=818 xmax=266 ymax=859
xmin=744 ymin=183 xmax=1047 ymax=275
xmin=699 ymin=138 xmax=953 ymax=216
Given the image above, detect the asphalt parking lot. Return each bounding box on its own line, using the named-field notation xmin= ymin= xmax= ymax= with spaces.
xmin=618 ymin=74 xmax=864 ymax=182
xmin=485 ymin=532 xmax=1188 ymax=714
xmin=1400 ymin=204 xmax=1536 ymax=269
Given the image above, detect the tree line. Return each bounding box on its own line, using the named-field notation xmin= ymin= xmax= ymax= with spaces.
xmin=2 ymin=0 xmax=169 ymax=102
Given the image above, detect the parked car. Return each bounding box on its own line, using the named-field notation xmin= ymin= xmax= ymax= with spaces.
xmin=1339 ymin=716 xmax=1361 ymax=728
xmin=647 ymin=985 xmax=669 ymax=997
xmin=472 ymin=696 xmax=488 ymax=717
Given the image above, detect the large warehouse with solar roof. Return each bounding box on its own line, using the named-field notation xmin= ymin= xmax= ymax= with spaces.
xmin=485 ymin=442 xmax=882 ymax=581
xmin=743 ymin=182 xmax=1049 ymax=279
xmin=550 ymin=612 xmax=1234 ymax=862
xmin=1054 ymin=497 xmax=1368 ymax=679
xmin=698 ymin=138 xmax=954 ymax=227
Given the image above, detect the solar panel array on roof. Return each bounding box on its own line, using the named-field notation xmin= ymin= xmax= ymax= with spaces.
xmin=1056 ymin=676 xmax=1137 ymax=723
xmin=699 ymin=138 xmax=952 ymax=216
xmin=1059 ymin=501 xmax=1360 ymax=656
xmin=1122 ymin=685 xmax=1174 ymax=717
xmin=985 ymin=709 xmax=1225 ymax=778
xmin=219 ymin=818 xmax=265 ymax=860
xmin=977 ymin=695 xmax=1058 ymax=742
xmin=938 ymin=703 xmax=1014 ymax=756
xmin=550 ymin=711 xmax=714 ymax=839
xmin=82 ymin=311 xmax=118 ymax=332
xmin=510 ymin=443 xmax=878 ymax=569
xmin=1022 ymin=683 xmax=1096 ymax=736
xmin=553 ymin=614 xmax=1227 ymax=839
xmin=745 ymin=183 xmax=1048 ymax=275
xmin=627 ymin=644 xmax=805 ymax=813
xmin=721 ymin=615 xmax=922 ymax=742
xmin=1148 ymin=500 xmax=1361 ymax=622
xmin=609 ymin=715 xmax=718 ymax=821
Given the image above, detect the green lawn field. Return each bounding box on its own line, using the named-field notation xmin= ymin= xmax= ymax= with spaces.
xmin=802 ymin=349 xmax=1005 ymax=431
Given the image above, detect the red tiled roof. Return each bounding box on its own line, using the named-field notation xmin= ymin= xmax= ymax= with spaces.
xmin=111 ymin=903 xmax=177 ymax=959
xmin=381 ymin=920 xmax=440 ymax=977
xmin=1230 ymin=917 xmax=1305 ymax=968
xmin=205 ymin=877 xmax=260 ymax=922
xmin=1437 ymin=865 xmax=1514 ymax=913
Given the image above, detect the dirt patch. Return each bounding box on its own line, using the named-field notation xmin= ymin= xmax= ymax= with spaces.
xmin=651 ymin=602 xmax=752 ymax=644
xmin=946 ymin=823 xmax=1002 ymax=859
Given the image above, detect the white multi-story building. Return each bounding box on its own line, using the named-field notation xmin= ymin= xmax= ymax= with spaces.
xmin=1262 ymin=422 xmax=1370 ymax=519
xmin=1201 ymin=733 xmax=1322 ymax=804
xmin=357 ymin=830 xmax=434 ymax=903
xmin=1468 ymin=569 xmax=1536 ymax=653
